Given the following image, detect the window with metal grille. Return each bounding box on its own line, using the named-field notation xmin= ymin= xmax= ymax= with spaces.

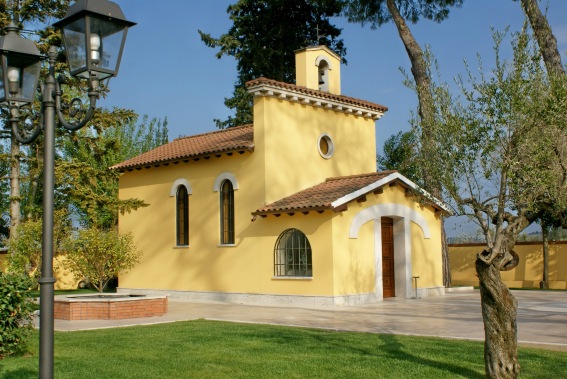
xmin=274 ymin=229 xmax=312 ymax=277
xmin=176 ymin=185 xmax=189 ymax=246
xmin=220 ymin=179 xmax=235 ymax=244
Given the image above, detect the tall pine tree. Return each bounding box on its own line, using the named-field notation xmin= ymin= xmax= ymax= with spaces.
xmin=199 ymin=0 xmax=346 ymax=128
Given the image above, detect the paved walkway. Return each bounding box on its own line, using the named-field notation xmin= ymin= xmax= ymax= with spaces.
xmin=46 ymin=289 xmax=567 ymax=351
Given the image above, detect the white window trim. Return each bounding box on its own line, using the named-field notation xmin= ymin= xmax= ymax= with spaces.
xmin=213 ymin=172 xmax=239 ymax=192
xmin=317 ymin=133 xmax=334 ymax=159
xmin=169 ymin=178 xmax=192 ymax=196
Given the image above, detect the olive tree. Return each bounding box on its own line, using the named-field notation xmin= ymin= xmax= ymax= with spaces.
xmin=414 ymin=28 xmax=567 ymax=378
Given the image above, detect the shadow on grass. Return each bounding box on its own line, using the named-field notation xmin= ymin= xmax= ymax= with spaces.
xmin=253 ymin=321 xmax=485 ymax=377
xmin=375 ymin=334 xmax=484 ymax=378
xmin=1 ymin=367 xmax=37 ymax=379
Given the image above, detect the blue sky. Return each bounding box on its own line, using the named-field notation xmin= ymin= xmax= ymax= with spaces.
xmin=98 ymin=0 xmax=567 ymax=237
xmin=101 ymin=0 xmax=567 ymax=142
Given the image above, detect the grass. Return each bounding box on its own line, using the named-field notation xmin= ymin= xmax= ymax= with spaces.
xmin=28 ymin=289 xmax=100 ymax=298
xmin=1 ymin=320 xmax=566 ymax=378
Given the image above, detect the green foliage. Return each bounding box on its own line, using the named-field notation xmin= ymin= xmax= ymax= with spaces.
xmin=5 ymin=219 xmax=42 ymax=278
xmin=102 ymin=113 xmax=169 ymax=162
xmin=64 ymin=228 xmax=141 ymax=293
xmin=55 ymin=159 xmax=147 ymax=230
xmin=0 ymin=272 xmax=34 ymax=359
xmin=5 ymin=209 xmax=71 ymax=279
xmin=377 ymin=130 xmax=419 ymax=182
xmin=58 ymin=112 xmax=167 ymax=229
xmin=413 ymin=26 xmax=567 ymax=243
xmin=199 ymin=0 xmax=346 ymax=128
xmin=344 ymin=0 xmax=464 ymax=26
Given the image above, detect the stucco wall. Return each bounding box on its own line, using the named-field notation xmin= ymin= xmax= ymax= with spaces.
xmin=117 ymin=150 xmax=340 ymax=296
xmin=332 ymin=202 xmax=376 ymax=297
xmin=256 ymin=96 xmax=377 ymax=205
xmin=450 ymin=242 xmax=567 ymax=289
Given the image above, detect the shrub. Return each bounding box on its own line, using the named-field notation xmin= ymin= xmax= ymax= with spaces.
xmin=5 ymin=219 xmax=43 ymax=279
xmin=5 ymin=209 xmax=71 ymax=280
xmin=65 ymin=228 xmax=141 ymax=292
xmin=0 ymin=272 xmax=35 ymax=359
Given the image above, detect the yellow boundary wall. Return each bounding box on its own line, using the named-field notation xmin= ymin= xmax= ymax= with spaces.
xmin=450 ymin=241 xmax=567 ymax=289
xmin=0 ymin=251 xmax=81 ymax=290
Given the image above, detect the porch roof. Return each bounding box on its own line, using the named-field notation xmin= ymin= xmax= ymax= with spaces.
xmin=251 ymin=171 xmax=450 ymax=218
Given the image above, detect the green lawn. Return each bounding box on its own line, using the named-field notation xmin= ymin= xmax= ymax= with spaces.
xmin=28 ymin=289 xmax=112 ymax=298
xmin=1 ymin=320 xmax=566 ymax=378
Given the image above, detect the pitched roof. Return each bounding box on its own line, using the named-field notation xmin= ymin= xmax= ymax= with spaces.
xmin=252 ymin=171 xmax=450 ymax=217
xmin=111 ymin=124 xmax=254 ymax=171
xmin=246 ymin=77 xmax=388 ymax=118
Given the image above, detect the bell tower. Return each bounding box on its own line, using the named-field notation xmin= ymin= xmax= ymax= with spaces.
xmin=295 ymin=45 xmax=341 ymax=95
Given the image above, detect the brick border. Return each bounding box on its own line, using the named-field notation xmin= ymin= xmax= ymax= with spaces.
xmin=54 ymin=294 xmax=168 ymax=320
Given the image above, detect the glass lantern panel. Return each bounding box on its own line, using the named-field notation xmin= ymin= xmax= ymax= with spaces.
xmin=100 ymin=30 xmax=124 ymax=73
xmin=5 ymin=56 xmax=40 ymax=103
xmin=22 ymin=61 xmax=40 ymax=101
xmin=62 ymin=18 xmax=87 ymax=75
xmin=88 ymin=17 xmax=126 ymax=76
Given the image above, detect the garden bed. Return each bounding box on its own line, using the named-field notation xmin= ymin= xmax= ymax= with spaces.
xmin=53 ymin=294 xmax=168 ymax=320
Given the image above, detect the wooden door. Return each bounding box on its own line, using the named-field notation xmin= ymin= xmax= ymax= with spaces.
xmin=381 ymin=218 xmax=395 ymax=298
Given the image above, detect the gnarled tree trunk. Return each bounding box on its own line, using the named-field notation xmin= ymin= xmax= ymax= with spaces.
xmin=476 ymin=249 xmax=520 ymax=378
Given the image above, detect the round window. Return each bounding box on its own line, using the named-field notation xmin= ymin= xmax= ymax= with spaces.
xmin=317 ymin=133 xmax=334 ymax=159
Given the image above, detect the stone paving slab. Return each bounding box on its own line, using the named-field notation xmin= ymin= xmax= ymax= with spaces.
xmin=42 ymin=289 xmax=567 ymax=351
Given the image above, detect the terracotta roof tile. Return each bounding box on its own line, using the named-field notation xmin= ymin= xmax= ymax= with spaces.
xmin=111 ymin=124 xmax=254 ymax=171
xmin=246 ymin=77 xmax=388 ymax=113
xmin=252 ymin=171 xmax=397 ymax=216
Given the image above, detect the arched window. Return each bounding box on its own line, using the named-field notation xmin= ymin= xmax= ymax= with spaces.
xmin=274 ymin=229 xmax=312 ymax=277
xmin=220 ymin=179 xmax=235 ymax=244
xmin=176 ymin=185 xmax=189 ymax=246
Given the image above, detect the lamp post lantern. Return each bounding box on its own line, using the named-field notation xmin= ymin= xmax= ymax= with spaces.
xmin=54 ymin=0 xmax=135 ymax=81
xmin=0 ymin=23 xmax=42 ymax=106
xmin=0 ymin=2 xmax=135 ymax=378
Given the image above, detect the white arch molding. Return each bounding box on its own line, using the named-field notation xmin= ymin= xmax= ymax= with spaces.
xmin=314 ymin=55 xmax=333 ymax=70
xmin=349 ymin=203 xmax=430 ymax=239
xmin=169 ymin=178 xmax=192 ymax=197
xmin=213 ymin=172 xmax=239 ymax=192
xmin=349 ymin=203 xmax=431 ymax=300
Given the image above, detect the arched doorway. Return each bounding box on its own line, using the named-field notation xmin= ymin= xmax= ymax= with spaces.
xmin=349 ymin=203 xmax=431 ymax=300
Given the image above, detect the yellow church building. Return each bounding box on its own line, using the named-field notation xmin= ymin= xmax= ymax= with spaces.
xmin=112 ymin=46 xmax=448 ymax=306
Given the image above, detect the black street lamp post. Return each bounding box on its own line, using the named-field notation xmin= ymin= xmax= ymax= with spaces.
xmin=0 ymin=1 xmax=135 ymax=378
